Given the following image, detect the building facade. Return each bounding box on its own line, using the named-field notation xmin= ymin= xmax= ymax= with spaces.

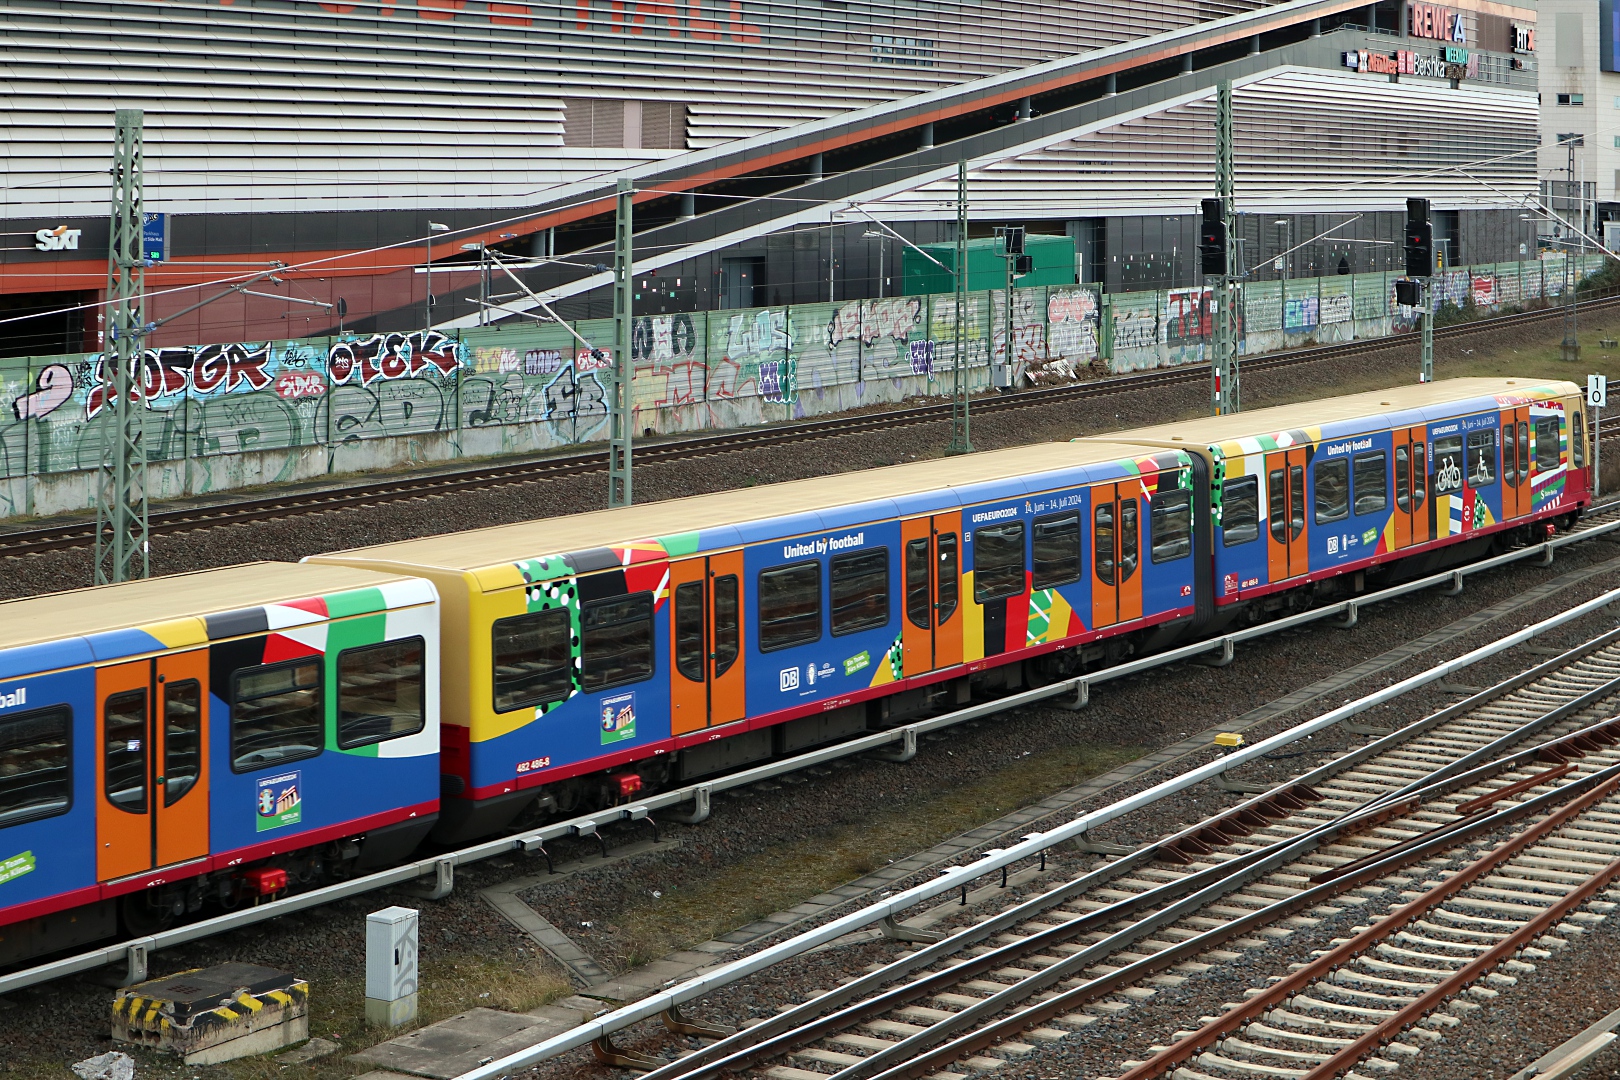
xmin=0 ymin=0 xmax=1544 ymax=351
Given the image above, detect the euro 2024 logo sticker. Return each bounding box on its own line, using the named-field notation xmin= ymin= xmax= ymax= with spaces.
xmin=256 ymin=771 xmax=303 ymax=832
xmin=600 ymin=692 xmax=637 ymax=745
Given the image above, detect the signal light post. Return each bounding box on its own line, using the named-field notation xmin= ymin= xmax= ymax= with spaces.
xmin=1202 ymin=80 xmax=1238 ymax=416
xmin=1403 ymin=198 xmax=1435 ymax=383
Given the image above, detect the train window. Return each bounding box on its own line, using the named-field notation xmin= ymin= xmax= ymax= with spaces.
xmin=713 ymin=575 xmax=740 ymax=676
xmin=492 ymin=609 xmax=573 ymax=713
xmin=162 ymin=679 xmax=202 ymax=806
xmin=758 ymin=562 xmax=821 ymax=652
xmin=674 ymin=582 xmax=705 ymax=683
xmin=1517 ymin=422 xmax=1530 ymax=482
xmin=1314 ymin=459 xmax=1349 ymax=524
xmin=1412 ymin=443 xmax=1427 ymax=508
xmin=1503 ymin=425 xmax=1518 ymax=489
xmin=581 ymin=593 xmax=656 ymax=691
xmin=1574 ymin=410 xmax=1587 ymax=467
xmin=1120 ymin=499 xmax=1139 ymax=582
xmin=1222 ymin=476 xmax=1259 ymax=546
xmin=104 ymin=688 xmax=147 ymax=814
xmin=1353 ymin=451 xmax=1387 ymax=515
xmin=906 ymin=538 xmax=932 ymax=629
xmin=337 ymin=638 xmax=426 ymax=749
xmin=1150 ymin=491 xmax=1192 ymax=562
xmin=1289 ymin=466 xmax=1305 ymax=539
xmin=975 ymin=521 xmax=1026 ymax=601
xmin=1535 ymin=417 xmax=1561 ymax=471
xmin=1095 ymin=502 xmax=1115 ymax=586
xmin=1432 ymin=435 xmax=1463 ymax=496
xmin=1032 ymin=511 xmax=1081 ymax=588
xmin=231 ymin=660 xmax=323 ymax=773
xmin=936 ymin=534 xmax=959 ymax=625
xmin=831 ymin=549 xmax=890 ymax=636
xmin=0 ymin=705 xmax=71 ymax=829
xmin=1395 ymin=446 xmax=1410 ymax=512
xmin=1268 ymin=469 xmax=1286 ymax=543
xmin=1466 ymin=429 xmax=1497 ymax=487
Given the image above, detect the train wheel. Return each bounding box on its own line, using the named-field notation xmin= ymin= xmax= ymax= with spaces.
xmin=119 ymin=891 xmax=178 ymax=937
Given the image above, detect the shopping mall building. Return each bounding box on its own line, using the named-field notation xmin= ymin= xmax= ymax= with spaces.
xmin=0 ymin=0 xmax=1543 ymax=350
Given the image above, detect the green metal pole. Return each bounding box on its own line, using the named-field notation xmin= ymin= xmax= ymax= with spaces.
xmin=95 ymin=108 xmax=149 ymax=584
xmin=609 ymin=177 xmax=634 ymax=506
xmin=1420 ymin=281 xmax=1434 ymax=382
xmin=947 ymin=159 xmax=973 ymax=455
xmin=1213 ymin=79 xmax=1238 ymax=415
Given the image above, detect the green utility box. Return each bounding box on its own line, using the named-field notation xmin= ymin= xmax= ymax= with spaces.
xmin=902 ymin=234 xmax=1076 ymax=294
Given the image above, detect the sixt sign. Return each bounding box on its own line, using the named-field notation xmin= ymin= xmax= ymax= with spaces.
xmin=33 ymin=226 xmax=81 ymax=252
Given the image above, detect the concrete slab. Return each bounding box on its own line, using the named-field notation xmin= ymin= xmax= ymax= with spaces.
xmin=349 ymin=1008 xmax=587 ymax=1079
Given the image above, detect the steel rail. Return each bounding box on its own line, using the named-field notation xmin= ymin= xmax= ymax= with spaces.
xmin=2 ymin=506 xmax=1617 ymax=1003
xmin=1 ymin=293 xmax=1614 ymax=558
xmin=1119 ymin=768 xmax=1620 ymax=1080
xmin=853 ymin=754 xmax=1620 ymax=1080
xmin=651 ymin=705 xmax=1620 ymax=1080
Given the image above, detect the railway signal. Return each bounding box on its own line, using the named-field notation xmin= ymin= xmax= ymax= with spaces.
xmin=1404 ymin=198 xmax=1433 ymax=278
xmin=1405 ymin=198 xmax=1435 ymax=382
xmin=1199 ymin=198 xmax=1227 ymax=277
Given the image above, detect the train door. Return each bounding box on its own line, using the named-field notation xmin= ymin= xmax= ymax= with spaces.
xmin=901 ymin=512 xmax=963 ymax=677
xmin=1264 ymin=449 xmax=1308 ymax=581
xmin=95 ymin=651 xmax=210 ymax=882
xmin=669 ymin=551 xmax=746 ymax=736
xmin=1090 ymin=482 xmax=1142 ymax=630
xmin=1392 ymin=427 xmax=1429 ymax=549
xmin=1500 ymin=408 xmax=1530 ymax=520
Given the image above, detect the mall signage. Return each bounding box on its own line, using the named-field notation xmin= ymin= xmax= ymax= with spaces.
xmin=1408 ymin=2 xmax=1466 ymax=44
xmin=1344 ymin=48 xmax=1478 ymax=80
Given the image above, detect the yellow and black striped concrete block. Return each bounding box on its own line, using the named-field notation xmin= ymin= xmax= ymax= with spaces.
xmin=112 ymin=962 xmax=310 ymax=1064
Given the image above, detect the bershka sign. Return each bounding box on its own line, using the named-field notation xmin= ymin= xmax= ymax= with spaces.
xmin=1344 ymin=48 xmax=1478 ymax=80
xmin=34 ymin=226 xmax=81 ymax=252
xmin=1408 ymin=2 xmax=1466 ymax=43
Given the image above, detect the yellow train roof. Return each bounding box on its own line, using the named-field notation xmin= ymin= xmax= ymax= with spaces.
xmin=1105 ymin=377 xmax=1579 ymax=448
xmin=311 ymin=438 xmax=1162 ymax=574
xmin=0 ymin=562 xmax=417 ymax=652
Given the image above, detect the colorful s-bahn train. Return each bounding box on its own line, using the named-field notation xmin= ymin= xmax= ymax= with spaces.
xmin=0 ymin=377 xmax=1591 ymax=965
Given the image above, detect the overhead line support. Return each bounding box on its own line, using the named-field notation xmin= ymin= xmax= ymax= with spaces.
xmin=96 ymin=107 xmax=150 ymax=584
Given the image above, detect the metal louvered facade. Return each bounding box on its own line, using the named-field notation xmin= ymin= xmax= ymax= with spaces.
xmin=0 ymin=0 xmax=1289 ymax=218
xmin=870 ymin=69 xmax=1540 ymax=220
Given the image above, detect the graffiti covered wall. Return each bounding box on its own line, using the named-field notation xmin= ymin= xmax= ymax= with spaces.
xmin=0 ymin=254 xmax=1601 ymax=518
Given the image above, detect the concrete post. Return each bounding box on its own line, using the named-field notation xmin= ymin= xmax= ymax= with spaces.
xmin=365 ymin=907 xmax=420 ymax=1027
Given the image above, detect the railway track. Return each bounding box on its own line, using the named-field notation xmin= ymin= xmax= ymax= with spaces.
xmin=2 ymin=292 xmax=1616 ymax=559
xmin=602 ymin=625 xmax=1620 ymax=1080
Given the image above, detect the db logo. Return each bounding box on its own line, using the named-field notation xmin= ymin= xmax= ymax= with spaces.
xmin=779 ymin=667 xmax=800 ymax=691
xmin=34 ymin=227 xmax=82 ymax=252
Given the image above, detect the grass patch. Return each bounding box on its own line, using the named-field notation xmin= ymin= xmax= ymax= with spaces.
xmin=590 ymin=741 xmax=1145 ymax=972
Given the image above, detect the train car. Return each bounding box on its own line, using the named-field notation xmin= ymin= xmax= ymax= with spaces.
xmin=1096 ymin=377 xmax=1589 ymax=620
xmin=310 ymin=439 xmax=1210 ymax=841
xmin=0 ymin=563 xmax=440 ymax=966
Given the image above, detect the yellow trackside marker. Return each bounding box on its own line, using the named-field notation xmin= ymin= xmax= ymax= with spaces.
xmin=1214 ymin=732 xmax=1244 ymax=748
